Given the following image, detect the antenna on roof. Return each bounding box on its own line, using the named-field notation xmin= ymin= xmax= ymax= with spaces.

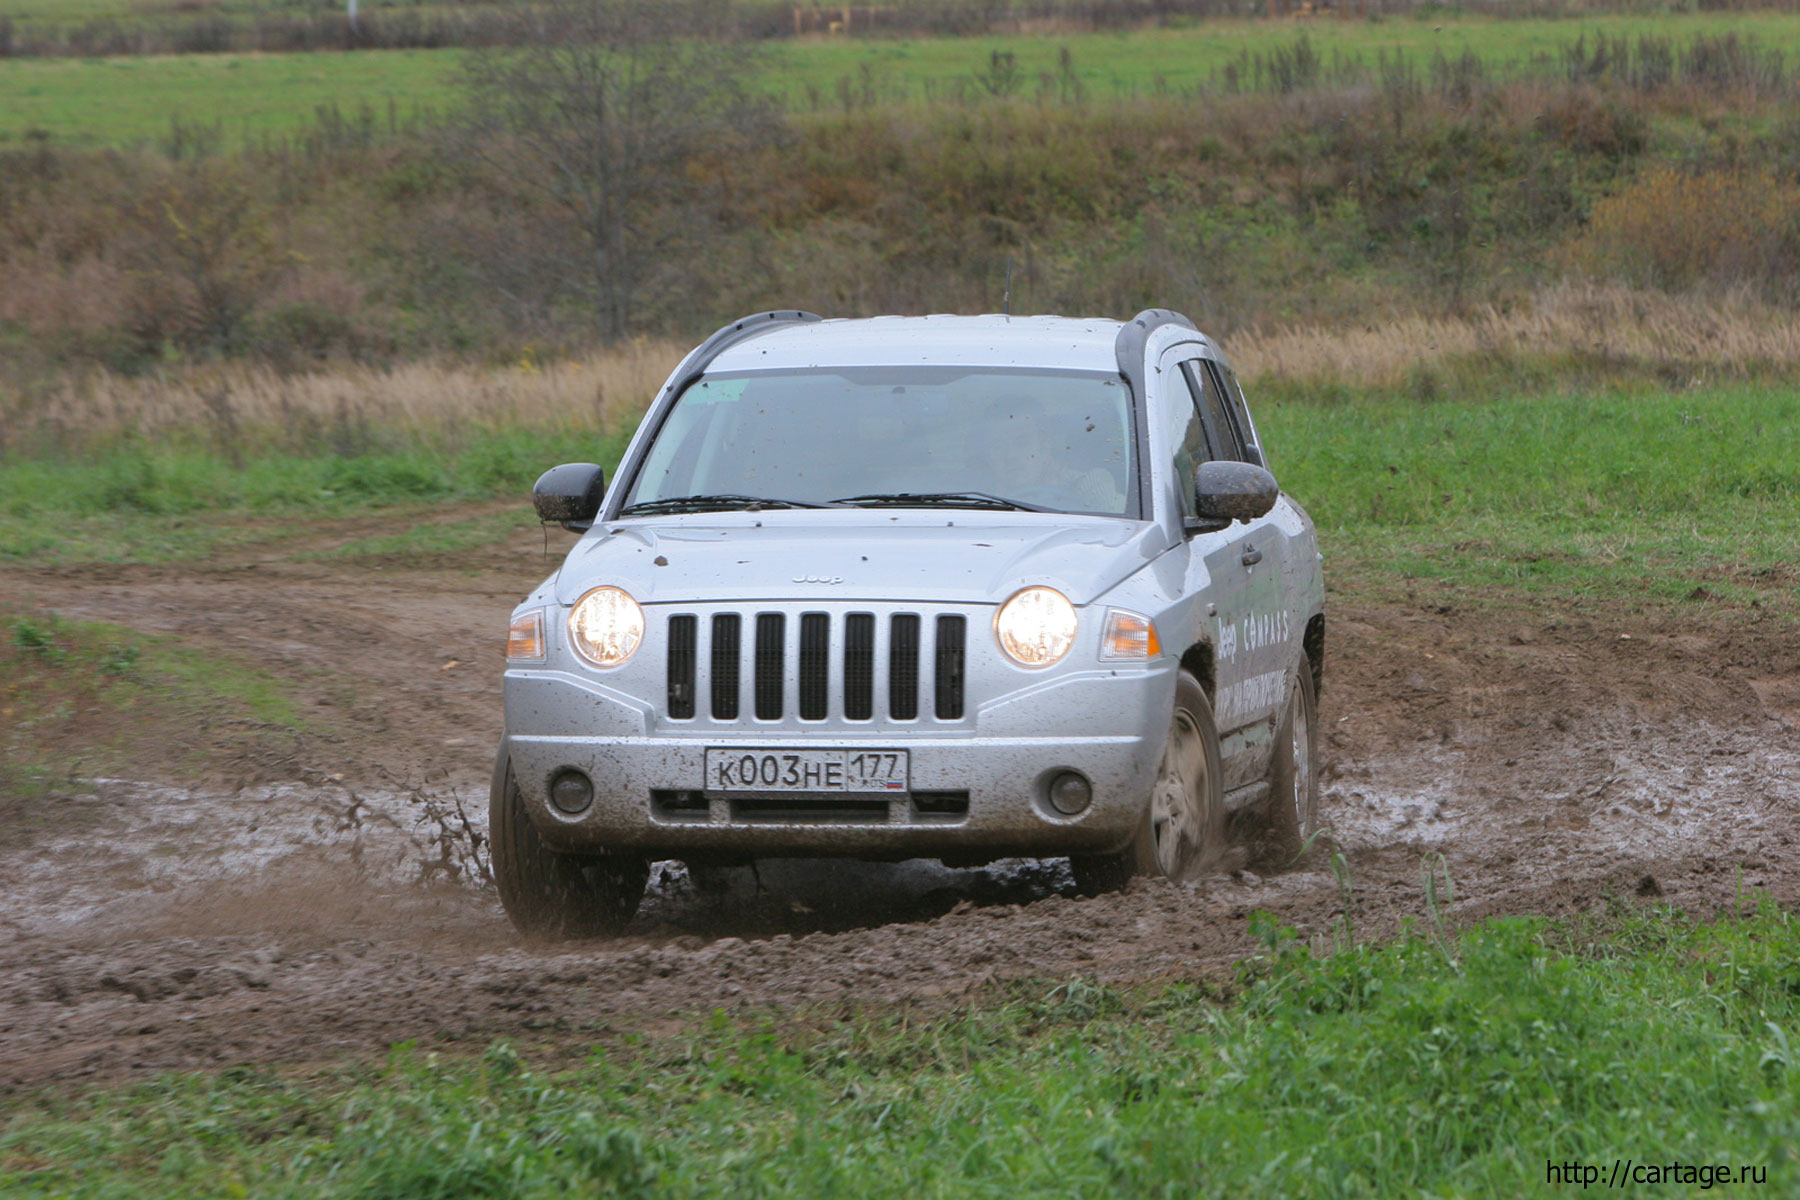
xmin=1004 ymin=257 xmax=1013 ymax=316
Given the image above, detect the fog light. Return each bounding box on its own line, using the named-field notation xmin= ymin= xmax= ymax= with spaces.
xmin=1048 ymin=771 xmax=1093 ymax=816
xmin=549 ymin=769 xmax=595 ymax=815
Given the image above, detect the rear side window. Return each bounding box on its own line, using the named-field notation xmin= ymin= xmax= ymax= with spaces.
xmin=1180 ymin=360 xmax=1245 ymax=463
xmin=1209 ymin=361 xmax=1265 ymax=468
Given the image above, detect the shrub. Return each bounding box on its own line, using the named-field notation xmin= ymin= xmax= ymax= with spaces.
xmin=1569 ymin=165 xmax=1800 ymax=301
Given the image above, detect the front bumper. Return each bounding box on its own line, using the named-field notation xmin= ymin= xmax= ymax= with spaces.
xmin=504 ymin=664 xmax=1173 ymax=860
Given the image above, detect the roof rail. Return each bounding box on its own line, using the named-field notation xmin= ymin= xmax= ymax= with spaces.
xmin=1113 ymin=308 xmax=1197 ymax=389
xmin=661 ymin=310 xmax=823 ymax=399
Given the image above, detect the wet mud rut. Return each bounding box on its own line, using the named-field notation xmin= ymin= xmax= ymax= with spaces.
xmin=3 ymin=513 xmax=1797 ymax=1091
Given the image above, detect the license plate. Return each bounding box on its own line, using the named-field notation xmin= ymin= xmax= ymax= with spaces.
xmin=704 ymin=749 xmax=909 ymax=793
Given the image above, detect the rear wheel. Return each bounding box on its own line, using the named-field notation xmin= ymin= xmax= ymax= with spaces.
xmin=1070 ymin=670 xmax=1226 ymax=895
xmin=490 ymin=745 xmax=649 ymax=940
xmin=1266 ymin=656 xmax=1320 ymax=863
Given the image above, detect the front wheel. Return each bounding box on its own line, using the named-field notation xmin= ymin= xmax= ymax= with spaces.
xmin=1070 ymin=670 xmax=1226 ymax=895
xmin=490 ymin=745 xmax=649 ymax=940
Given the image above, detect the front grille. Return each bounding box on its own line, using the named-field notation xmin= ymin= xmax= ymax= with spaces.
xmin=663 ymin=608 xmax=970 ymax=723
xmin=731 ymin=796 xmax=889 ymax=823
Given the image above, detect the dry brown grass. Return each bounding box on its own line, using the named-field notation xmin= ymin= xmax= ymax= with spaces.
xmin=12 ymin=285 xmax=1800 ymax=454
xmin=1225 ymin=284 xmax=1800 ymax=388
xmin=12 ymin=339 xmax=686 ymax=447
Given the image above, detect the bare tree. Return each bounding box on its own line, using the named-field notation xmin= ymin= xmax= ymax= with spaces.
xmin=453 ymin=0 xmax=776 ymax=340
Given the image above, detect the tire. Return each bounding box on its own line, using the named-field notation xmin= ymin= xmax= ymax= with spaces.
xmin=489 ymin=745 xmax=649 ymax=940
xmin=1265 ymin=654 xmax=1321 ymax=863
xmin=1070 ymin=670 xmax=1227 ymax=895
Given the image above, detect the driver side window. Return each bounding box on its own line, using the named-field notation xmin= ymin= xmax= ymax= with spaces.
xmin=1165 ymin=360 xmax=1209 ymax=521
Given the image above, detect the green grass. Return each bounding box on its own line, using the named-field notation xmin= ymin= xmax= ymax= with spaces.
xmin=0 ymin=0 xmax=494 ymax=19
xmin=0 ymin=427 xmax=629 ymax=564
xmin=3 ymin=900 xmax=1797 ymax=1195
xmin=300 ymin=507 xmax=542 ymax=563
xmin=4 ymin=11 xmax=1798 ymax=145
xmin=0 ymin=49 xmax=451 ymax=149
xmin=4 ymin=377 xmax=1794 ymax=618
xmin=768 ymin=11 xmax=1800 ymax=105
xmin=1262 ymin=373 xmax=1800 ymax=610
xmin=0 ymin=611 xmax=304 ymax=806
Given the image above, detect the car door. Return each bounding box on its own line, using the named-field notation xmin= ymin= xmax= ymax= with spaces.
xmin=1179 ymin=356 xmax=1293 ymax=793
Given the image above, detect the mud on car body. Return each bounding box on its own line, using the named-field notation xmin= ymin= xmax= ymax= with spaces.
xmin=493 ymin=310 xmax=1325 ymax=937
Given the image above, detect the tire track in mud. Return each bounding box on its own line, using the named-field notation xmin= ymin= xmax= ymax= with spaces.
xmin=2 ymin=541 xmax=1797 ymax=1091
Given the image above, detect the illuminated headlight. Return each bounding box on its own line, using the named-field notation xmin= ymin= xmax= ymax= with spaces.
xmin=506 ymin=609 xmax=546 ymax=663
xmin=995 ymin=586 xmax=1078 ymax=668
xmin=567 ymin=586 xmax=644 ymax=668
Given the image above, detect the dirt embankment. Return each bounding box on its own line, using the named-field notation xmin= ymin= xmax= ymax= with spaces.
xmin=1 ymin=512 xmax=1796 ymax=1091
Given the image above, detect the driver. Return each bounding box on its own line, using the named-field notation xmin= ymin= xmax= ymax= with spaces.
xmin=988 ymin=401 xmax=1124 ymax=514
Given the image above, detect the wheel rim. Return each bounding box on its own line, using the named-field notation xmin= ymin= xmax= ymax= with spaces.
xmin=1288 ymin=687 xmax=1314 ymax=835
xmin=1150 ymin=708 xmax=1210 ymax=877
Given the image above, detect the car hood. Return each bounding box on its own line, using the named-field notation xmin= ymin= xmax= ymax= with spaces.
xmin=552 ymin=511 xmax=1171 ymax=607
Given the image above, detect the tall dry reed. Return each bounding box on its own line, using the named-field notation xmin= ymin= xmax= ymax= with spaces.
xmin=1226 ymin=284 xmax=1800 ymax=389
xmin=8 ymin=339 xmax=685 ymax=450
xmin=10 ymin=285 xmax=1800 ymax=457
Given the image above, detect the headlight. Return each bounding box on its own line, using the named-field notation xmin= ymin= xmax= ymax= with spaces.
xmin=995 ymin=586 xmax=1078 ymax=668
xmin=567 ymin=586 xmax=644 ymax=668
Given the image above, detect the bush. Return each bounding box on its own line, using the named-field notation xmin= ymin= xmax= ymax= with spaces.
xmin=1569 ymin=165 xmax=1800 ymax=301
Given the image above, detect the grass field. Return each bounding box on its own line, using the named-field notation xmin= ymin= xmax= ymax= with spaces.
xmin=2 ymin=900 xmax=1794 ymax=1195
xmin=0 ymin=610 xmax=305 ymax=806
xmin=0 ymin=0 xmax=496 ymax=17
xmin=4 ymin=10 xmax=1797 ymax=145
xmin=4 ymin=367 xmax=1794 ymax=616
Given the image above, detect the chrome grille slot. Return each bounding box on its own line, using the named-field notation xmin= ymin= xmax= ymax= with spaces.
xmin=798 ymin=612 xmax=830 ymax=720
xmin=666 ymin=615 xmax=696 ymax=720
xmin=754 ymin=613 xmax=785 ymax=720
xmin=710 ymin=614 xmax=740 ymax=720
xmin=844 ymin=613 xmax=875 ymax=721
xmin=934 ymin=615 xmax=966 ymax=720
xmin=889 ymin=613 xmax=921 ymax=721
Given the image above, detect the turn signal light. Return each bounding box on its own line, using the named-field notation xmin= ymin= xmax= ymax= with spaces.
xmin=1099 ymin=609 xmax=1160 ymax=661
xmin=507 ymin=609 xmax=546 ymax=662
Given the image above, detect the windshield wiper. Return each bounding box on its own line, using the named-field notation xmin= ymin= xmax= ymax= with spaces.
xmin=831 ymin=491 xmax=1052 ymax=512
xmin=618 ymin=494 xmax=842 ymax=515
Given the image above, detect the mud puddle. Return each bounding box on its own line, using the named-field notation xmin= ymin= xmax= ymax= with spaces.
xmin=6 ymin=699 xmax=1795 ymax=1094
xmin=3 ymin=542 xmax=1798 ymax=1090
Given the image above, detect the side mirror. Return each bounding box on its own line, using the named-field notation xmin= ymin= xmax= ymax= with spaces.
xmin=533 ymin=463 xmax=606 ymax=532
xmin=1194 ymin=460 xmax=1278 ymax=524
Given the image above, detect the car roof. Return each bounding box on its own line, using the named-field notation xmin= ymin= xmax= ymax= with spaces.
xmin=706 ymin=314 xmax=1126 ymax=374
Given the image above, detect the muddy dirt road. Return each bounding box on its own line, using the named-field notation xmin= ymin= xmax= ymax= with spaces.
xmin=3 ymin=504 xmax=1797 ymax=1092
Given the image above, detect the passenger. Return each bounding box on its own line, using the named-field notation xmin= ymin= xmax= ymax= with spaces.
xmin=988 ymin=401 xmax=1124 ymax=514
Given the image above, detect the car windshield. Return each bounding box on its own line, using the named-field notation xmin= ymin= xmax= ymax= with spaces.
xmin=623 ymin=367 xmax=1135 ymax=517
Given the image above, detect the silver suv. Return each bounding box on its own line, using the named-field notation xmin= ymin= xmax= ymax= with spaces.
xmin=493 ymin=310 xmax=1325 ymax=937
